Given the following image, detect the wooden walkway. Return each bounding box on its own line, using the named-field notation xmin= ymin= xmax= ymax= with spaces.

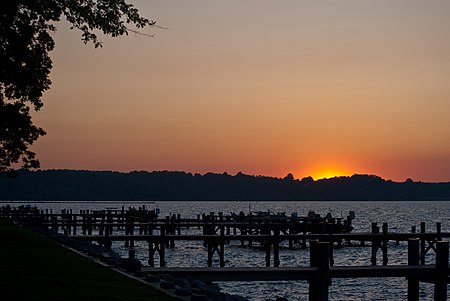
xmin=143 ymin=240 xmax=450 ymax=301
xmin=2 ymin=205 xmax=449 ymax=300
xmin=143 ymin=265 xmax=437 ymax=282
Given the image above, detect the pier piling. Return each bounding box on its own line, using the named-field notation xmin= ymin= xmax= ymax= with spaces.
xmin=309 ymin=241 xmax=330 ymax=301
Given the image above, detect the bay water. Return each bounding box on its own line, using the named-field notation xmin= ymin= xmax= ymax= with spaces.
xmin=2 ymin=200 xmax=449 ymax=300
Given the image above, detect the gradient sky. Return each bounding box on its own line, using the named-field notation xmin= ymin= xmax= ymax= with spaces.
xmin=32 ymin=0 xmax=450 ymax=182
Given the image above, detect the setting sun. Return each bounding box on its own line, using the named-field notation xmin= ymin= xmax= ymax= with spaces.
xmin=311 ymin=169 xmax=350 ymax=180
xmin=301 ymin=162 xmax=353 ymax=180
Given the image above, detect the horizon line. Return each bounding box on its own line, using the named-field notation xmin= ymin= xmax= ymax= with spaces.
xmin=13 ymin=168 xmax=450 ymax=184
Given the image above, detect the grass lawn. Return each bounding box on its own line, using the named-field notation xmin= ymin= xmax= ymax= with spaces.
xmin=0 ymin=219 xmax=176 ymax=301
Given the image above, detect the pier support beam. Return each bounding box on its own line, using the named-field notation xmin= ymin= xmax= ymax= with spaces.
xmin=371 ymin=222 xmax=380 ymax=265
xmin=434 ymin=241 xmax=448 ymax=301
xmin=309 ymin=241 xmax=330 ymax=301
xmin=407 ymin=238 xmax=419 ymax=301
xmin=382 ymin=223 xmax=388 ymax=266
xmin=207 ymin=225 xmax=225 ymax=267
xmin=420 ymin=222 xmax=426 ymax=265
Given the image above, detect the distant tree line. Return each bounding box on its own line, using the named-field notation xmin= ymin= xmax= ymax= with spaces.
xmin=0 ymin=170 xmax=449 ymax=201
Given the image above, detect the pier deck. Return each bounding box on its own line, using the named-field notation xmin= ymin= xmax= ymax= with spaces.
xmin=143 ymin=265 xmax=442 ymax=282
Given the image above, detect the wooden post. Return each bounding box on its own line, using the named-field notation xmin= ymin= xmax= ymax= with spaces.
xmin=436 ymin=222 xmax=441 ymax=239
xmin=371 ymin=222 xmax=379 ymax=266
xmin=329 ymin=240 xmax=334 ymax=266
xmin=139 ymin=220 xmax=144 ymax=235
xmin=219 ymin=224 xmax=225 ymax=267
xmin=420 ymin=222 xmax=426 ymax=265
xmin=148 ymin=240 xmax=155 ymax=267
xmin=309 ymin=240 xmax=318 ymax=294
xmin=225 ymin=221 xmax=231 ymax=244
xmin=99 ymin=222 xmax=104 ymax=236
xmin=302 ymin=227 xmax=307 ymax=249
xmin=177 ymin=214 xmax=181 ymax=235
xmin=382 ymin=223 xmax=388 ymax=266
xmin=202 ymin=214 xmax=208 ymax=247
xmin=309 ymin=241 xmax=330 ymax=301
xmin=264 ymin=240 xmax=272 ymax=268
xmin=107 ymin=211 xmax=113 ymax=235
xmin=165 ymin=217 xmax=170 ymax=248
xmin=125 ymin=215 xmax=130 ymax=248
xmin=407 ymin=238 xmax=419 ymax=301
xmin=240 ymin=227 xmax=246 ymax=247
xmin=87 ymin=211 xmax=92 ymax=236
xmin=128 ymin=248 xmax=135 ymax=260
xmin=129 ymin=218 xmax=135 ymax=249
xmin=170 ymin=215 xmax=175 ymax=248
xmin=274 ymin=228 xmax=280 ymax=267
xmin=104 ymin=223 xmax=111 ymax=249
xmin=207 ymin=239 xmax=213 ymax=267
xmin=288 ymin=235 xmax=294 ymax=249
xmin=434 ymin=240 xmax=448 ymax=301
xmin=72 ymin=215 xmax=77 ymax=235
xmin=160 ymin=225 xmax=166 ymax=267
xmin=51 ymin=215 xmax=58 ymax=232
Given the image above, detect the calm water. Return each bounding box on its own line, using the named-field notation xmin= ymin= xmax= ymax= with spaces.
xmin=2 ymin=200 xmax=450 ymax=301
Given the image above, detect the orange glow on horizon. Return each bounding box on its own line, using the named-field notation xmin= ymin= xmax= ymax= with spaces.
xmin=297 ymin=162 xmax=354 ymax=181
xmin=310 ymin=169 xmax=351 ymax=180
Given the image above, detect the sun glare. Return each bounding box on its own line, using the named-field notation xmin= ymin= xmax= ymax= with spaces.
xmin=310 ymin=167 xmax=351 ymax=180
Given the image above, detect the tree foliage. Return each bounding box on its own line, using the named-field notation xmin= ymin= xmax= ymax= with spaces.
xmin=0 ymin=0 xmax=154 ymax=175
xmin=1 ymin=170 xmax=448 ymax=201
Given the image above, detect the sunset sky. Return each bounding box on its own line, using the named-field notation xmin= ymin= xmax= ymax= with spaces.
xmin=32 ymin=0 xmax=450 ymax=182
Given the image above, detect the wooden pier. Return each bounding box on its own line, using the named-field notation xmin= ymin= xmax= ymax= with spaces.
xmin=1 ymin=205 xmax=449 ymax=300
xmin=142 ymin=240 xmax=449 ymax=301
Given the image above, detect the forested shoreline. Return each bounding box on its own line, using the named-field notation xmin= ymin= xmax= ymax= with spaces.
xmin=1 ymin=170 xmax=449 ymax=201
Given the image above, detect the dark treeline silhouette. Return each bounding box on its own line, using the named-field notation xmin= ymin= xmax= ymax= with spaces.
xmin=0 ymin=170 xmax=449 ymax=201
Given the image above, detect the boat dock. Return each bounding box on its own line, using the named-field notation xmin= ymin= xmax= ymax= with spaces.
xmin=1 ymin=205 xmax=449 ymax=300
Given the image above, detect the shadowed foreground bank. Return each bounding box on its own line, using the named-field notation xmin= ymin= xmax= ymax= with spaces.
xmin=0 ymin=219 xmax=176 ymax=301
